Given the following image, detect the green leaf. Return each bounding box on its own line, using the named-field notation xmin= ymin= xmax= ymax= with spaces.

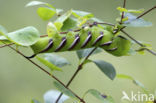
xmin=37 ymin=7 xmax=56 ymax=20
xmin=47 ymin=22 xmax=59 ymax=37
xmin=128 ymin=9 xmax=144 ymax=13
xmin=0 ymin=25 xmax=7 ymax=35
xmin=117 ymin=74 xmax=149 ymax=94
xmin=26 ymin=1 xmax=47 ymax=7
xmin=56 ymin=9 xmax=63 ymax=15
xmin=54 ymin=10 xmax=72 ymax=31
xmin=1 ymin=26 xmax=40 ymax=46
xmin=44 ymin=54 xmax=70 ymax=67
xmin=77 ymin=17 xmax=88 ymax=27
xmin=93 ymin=60 xmax=116 ymax=80
xmin=83 ymin=89 xmax=115 ymax=103
xmin=117 ymin=7 xmax=144 ymax=13
xmin=0 ymin=36 xmax=7 ymax=40
xmin=72 ymin=10 xmax=94 ymax=18
xmin=117 ymin=74 xmax=134 ymax=80
xmin=36 ymin=56 xmax=62 ymax=72
xmin=53 ymin=81 xmax=77 ymax=99
xmin=76 ymin=48 xmax=103 ymax=59
xmin=61 ymin=17 xmax=77 ymax=31
xmin=72 ymin=10 xmax=94 ymax=27
xmin=117 ymin=7 xmax=128 ymax=12
xmin=25 ymin=1 xmax=55 ymax=9
xmin=0 ymin=36 xmax=12 ymax=45
xmin=31 ymin=99 xmax=40 ymax=103
xmin=44 ymin=90 xmax=69 ymax=103
xmin=124 ymin=13 xmax=152 ymax=27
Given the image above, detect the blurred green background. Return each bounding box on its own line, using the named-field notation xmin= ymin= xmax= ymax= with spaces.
xmin=0 ymin=0 xmax=156 ymax=103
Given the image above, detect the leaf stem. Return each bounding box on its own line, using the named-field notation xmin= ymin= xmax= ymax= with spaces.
xmin=4 ymin=44 xmax=86 ymax=103
xmin=55 ymin=47 xmax=97 ymax=103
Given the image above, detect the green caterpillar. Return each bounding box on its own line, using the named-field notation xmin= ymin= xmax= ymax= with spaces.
xmin=28 ymin=23 xmax=131 ymax=58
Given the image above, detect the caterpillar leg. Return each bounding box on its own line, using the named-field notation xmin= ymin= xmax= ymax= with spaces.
xmin=26 ymin=39 xmax=53 ymax=59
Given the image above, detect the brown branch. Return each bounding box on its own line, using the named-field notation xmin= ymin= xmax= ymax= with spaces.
xmin=0 ymin=43 xmax=14 ymax=48
xmin=121 ymin=30 xmax=156 ymax=56
xmin=120 ymin=0 xmax=127 ymax=24
xmin=55 ymin=47 xmax=97 ymax=103
xmin=4 ymin=43 xmax=86 ymax=103
xmin=137 ymin=5 xmax=156 ymax=19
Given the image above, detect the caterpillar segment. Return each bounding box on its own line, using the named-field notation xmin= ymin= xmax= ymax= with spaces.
xmin=28 ymin=26 xmax=131 ymax=58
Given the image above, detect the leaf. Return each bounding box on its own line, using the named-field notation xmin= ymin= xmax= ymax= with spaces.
xmin=117 ymin=7 xmax=144 ymax=13
xmin=93 ymin=60 xmax=116 ymax=80
xmin=47 ymin=22 xmax=59 ymax=37
xmin=0 ymin=25 xmax=7 ymax=35
xmin=25 ymin=1 xmax=55 ymax=9
xmin=26 ymin=1 xmax=47 ymax=7
xmin=117 ymin=74 xmax=133 ymax=80
xmin=72 ymin=10 xmax=94 ymax=18
xmin=37 ymin=7 xmax=56 ymax=20
xmin=77 ymin=17 xmax=88 ymax=27
xmin=123 ymin=13 xmax=152 ymax=27
xmin=117 ymin=74 xmax=149 ymax=94
xmin=56 ymin=9 xmax=64 ymax=15
xmin=44 ymin=90 xmax=69 ymax=103
xmin=0 ymin=36 xmax=7 ymax=40
xmin=0 ymin=36 xmax=11 ymax=45
xmin=72 ymin=10 xmax=94 ymax=27
xmin=53 ymin=81 xmax=77 ymax=99
xmin=1 ymin=26 xmax=40 ymax=46
xmin=44 ymin=54 xmax=70 ymax=67
xmin=83 ymin=89 xmax=114 ymax=103
xmin=117 ymin=7 xmax=128 ymax=12
xmin=54 ymin=10 xmax=72 ymax=31
xmin=128 ymin=9 xmax=144 ymax=14
xmin=31 ymin=99 xmax=40 ymax=103
xmin=76 ymin=47 xmax=103 ymax=59
xmin=36 ymin=56 xmax=62 ymax=72
xmin=61 ymin=17 xmax=77 ymax=31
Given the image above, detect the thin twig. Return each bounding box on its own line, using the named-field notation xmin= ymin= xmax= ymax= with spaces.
xmin=120 ymin=0 xmax=127 ymax=24
xmin=4 ymin=44 xmax=86 ymax=103
xmin=121 ymin=30 xmax=156 ymax=56
xmin=55 ymin=47 xmax=97 ymax=103
xmin=0 ymin=43 xmax=14 ymax=48
xmin=137 ymin=5 xmax=156 ymax=19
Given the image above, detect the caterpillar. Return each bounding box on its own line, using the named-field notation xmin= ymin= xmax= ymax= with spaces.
xmin=28 ymin=24 xmax=131 ymax=58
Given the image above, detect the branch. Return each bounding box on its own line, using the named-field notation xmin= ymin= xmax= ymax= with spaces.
xmin=137 ymin=5 xmax=156 ymax=19
xmin=4 ymin=43 xmax=86 ymax=103
xmin=55 ymin=47 xmax=97 ymax=103
xmin=120 ymin=0 xmax=127 ymax=24
xmin=0 ymin=43 xmax=14 ymax=48
xmin=121 ymin=30 xmax=156 ymax=56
